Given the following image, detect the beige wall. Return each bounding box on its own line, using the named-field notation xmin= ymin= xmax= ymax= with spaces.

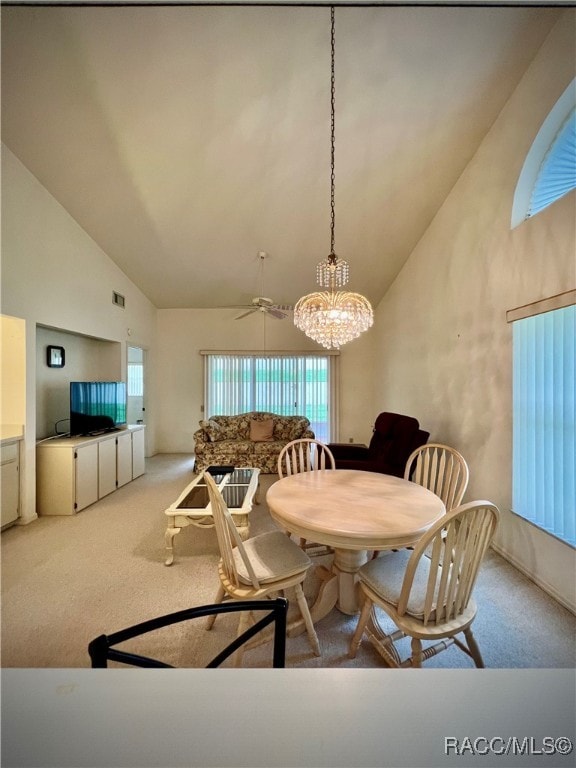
xmin=1 ymin=144 xmax=158 ymax=521
xmin=155 ymin=308 xmax=376 ymax=452
xmin=372 ymin=12 xmax=575 ymax=611
xmin=35 ymin=327 xmax=123 ymax=439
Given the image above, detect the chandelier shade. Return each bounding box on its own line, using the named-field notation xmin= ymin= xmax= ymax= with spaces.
xmin=293 ymin=7 xmax=374 ymax=350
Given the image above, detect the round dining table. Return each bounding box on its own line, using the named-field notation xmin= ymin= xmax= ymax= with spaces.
xmin=266 ymin=469 xmax=445 ymax=618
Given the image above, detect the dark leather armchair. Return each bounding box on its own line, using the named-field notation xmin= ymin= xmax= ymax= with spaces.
xmin=328 ymin=412 xmax=430 ymax=477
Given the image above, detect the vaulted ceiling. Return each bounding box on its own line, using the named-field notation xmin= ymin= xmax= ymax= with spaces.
xmin=1 ymin=4 xmax=561 ymax=310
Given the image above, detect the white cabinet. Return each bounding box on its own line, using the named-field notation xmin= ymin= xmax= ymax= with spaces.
xmin=75 ymin=442 xmax=99 ymax=511
xmin=131 ymin=426 xmax=145 ymax=479
xmin=116 ymin=431 xmax=133 ymax=488
xmin=98 ymin=437 xmax=118 ymax=499
xmin=1 ymin=440 xmax=21 ymax=528
xmin=36 ymin=426 xmax=145 ymax=516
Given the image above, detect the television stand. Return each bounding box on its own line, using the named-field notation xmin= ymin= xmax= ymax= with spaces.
xmin=164 ymin=468 xmax=260 ymax=566
xmin=36 ymin=425 xmax=146 ymax=515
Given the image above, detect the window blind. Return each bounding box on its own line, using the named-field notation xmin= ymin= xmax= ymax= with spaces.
xmin=527 ymin=108 xmax=576 ymax=219
xmin=203 ymin=353 xmax=336 ymax=443
xmin=512 ymin=304 xmax=575 ymax=547
xmin=127 ymin=363 xmax=144 ymax=397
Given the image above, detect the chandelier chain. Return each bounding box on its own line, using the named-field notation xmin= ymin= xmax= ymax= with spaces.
xmin=330 ymin=5 xmax=336 ymax=258
xmin=293 ymin=5 xmax=374 ymax=349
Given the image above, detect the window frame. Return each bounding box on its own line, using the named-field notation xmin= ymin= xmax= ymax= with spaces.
xmin=511 ymin=78 xmax=576 ymax=229
xmin=507 ymin=291 xmax=575 ymax=548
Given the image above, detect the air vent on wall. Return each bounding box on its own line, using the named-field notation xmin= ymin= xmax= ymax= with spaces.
xmin=112 ymin=291 xmax=125 ymax=308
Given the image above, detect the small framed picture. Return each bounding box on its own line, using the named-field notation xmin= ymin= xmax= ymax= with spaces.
xmin=47 ymin=345 xmax=65 ymax=368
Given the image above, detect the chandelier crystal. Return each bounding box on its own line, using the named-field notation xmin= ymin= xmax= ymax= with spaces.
xmin=294 ymin=7 xmax=373 ymax=350
xmin=294 ymin=290 xmax=374 ymax=349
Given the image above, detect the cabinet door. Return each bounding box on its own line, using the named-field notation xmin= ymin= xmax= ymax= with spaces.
xmin=1 ymin=446 xmax=19 ymax=527
xmin=116 ymin=432 xmax=133 ymax=488
xmin=131 ymin=428 xmax=146 ymax=479
xmin=98 ymin=437 xmax=117 ymax=498
xmin=75 ymin=443 xmax=99 ymax=512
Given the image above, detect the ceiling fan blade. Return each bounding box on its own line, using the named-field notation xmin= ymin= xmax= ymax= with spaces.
xmin=266 ymin=308 xmax=288 ymax=319
xmin=235 ymin=309 xmax=259 ymax=320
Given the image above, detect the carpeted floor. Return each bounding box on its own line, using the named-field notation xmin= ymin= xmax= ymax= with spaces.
xmin=1 ymin=454 xmax=574 ymax=669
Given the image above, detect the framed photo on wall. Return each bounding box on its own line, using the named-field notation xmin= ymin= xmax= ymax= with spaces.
xmin=47 ymin=345 xmax=65 ymax=368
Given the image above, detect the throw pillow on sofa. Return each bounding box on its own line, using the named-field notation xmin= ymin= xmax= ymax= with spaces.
xmin=250 ymin=418 xmax=274 ymax=442
xmin=199 ymin=419 xmax=224 ymax=442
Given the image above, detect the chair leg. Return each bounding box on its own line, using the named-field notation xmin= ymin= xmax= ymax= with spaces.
xmin=205 ymin=584 xmax=225 ymax=630
xmin=233 ymin=609 xmax=250 ymax=667
xmin=410 ymin=637 xmax=423 ymax=668
xmin=349 ymin=595 xmax=373 ymax=658
xmin=464 ymin=626 xmax=485 ymax=668
xmin=294 ymin=583 xmax=321 ymax=656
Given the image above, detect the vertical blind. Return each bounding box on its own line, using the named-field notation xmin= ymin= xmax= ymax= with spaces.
xmin=203 ymin=353 xmax=336 ymax=442
xmin=127 ymin=363 xmax=144 ymax=397
xmin=512 ymin=304 xmax=575 ymax=547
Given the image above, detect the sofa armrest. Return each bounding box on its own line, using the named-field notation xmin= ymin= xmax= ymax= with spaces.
xmin=303 ymin=429 xmax=315 ymax=440
xmin=193 ymin=428 xmax=209 ymax=448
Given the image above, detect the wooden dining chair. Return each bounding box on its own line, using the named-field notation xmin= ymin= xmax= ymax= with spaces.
xmin=277 ymin=438 xmax=335 ymax=552
xmin=349 ymin=500 xmax=499 ymax=668
xmin=277 ymin=438 xmax=336 ymax=477
xmin=404 ymin=443 xmax=469 ymax=511
xmin=204 ymin=472 xmax=321 ymax=665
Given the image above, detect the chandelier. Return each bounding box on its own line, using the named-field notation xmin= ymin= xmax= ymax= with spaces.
xmin=294 ymin=7 xmax=374 ymax=350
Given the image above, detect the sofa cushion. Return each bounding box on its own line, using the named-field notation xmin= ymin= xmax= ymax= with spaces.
xmin=211 ymin=416 xmax=244 ymax=440
xmin=212 ymin=439 xmax=253 ymax=454
xmin=252 ymin=439 xmax=287 ymax=455
xmin=250 ymin=418 xmax=274 ymax=442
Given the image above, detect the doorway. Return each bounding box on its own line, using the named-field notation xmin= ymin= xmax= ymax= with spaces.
xmin=127 ymin=345 xmax=146 ymax=425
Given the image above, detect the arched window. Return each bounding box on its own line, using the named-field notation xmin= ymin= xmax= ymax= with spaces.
xmin=511 ymin=79 xmax=576 ymax=228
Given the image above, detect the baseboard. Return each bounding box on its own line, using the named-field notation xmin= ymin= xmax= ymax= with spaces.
xmin=490 ymin=542 xmax=576 ymax=616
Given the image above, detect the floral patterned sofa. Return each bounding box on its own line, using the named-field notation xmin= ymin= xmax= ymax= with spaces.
xmin=193 ymin=411 xmax=315 ymax=474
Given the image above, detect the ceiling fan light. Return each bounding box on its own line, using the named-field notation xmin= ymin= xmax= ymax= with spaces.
xmin=294 ymin=290 xmax=374 ymax=350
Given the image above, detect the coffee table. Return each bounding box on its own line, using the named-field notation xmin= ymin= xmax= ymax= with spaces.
xmin=164 ymin=467 xmax=260 ymax=565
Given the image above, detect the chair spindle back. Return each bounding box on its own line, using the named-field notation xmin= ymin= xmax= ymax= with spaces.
xmin=204 ymin=472 xmax=261 ymax=590
xmin=398 ymin=501 xmax=499 ymax=626
xmin=405 ymin=443 xmax=469 ymax=512
xmin=278 ymin=439 xmax=335 ymax=478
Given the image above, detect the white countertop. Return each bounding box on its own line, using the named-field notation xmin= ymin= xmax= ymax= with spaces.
xmin=1 ymin=669 xmax=573 ymax=768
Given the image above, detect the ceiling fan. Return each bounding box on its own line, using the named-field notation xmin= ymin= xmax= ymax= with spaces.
xmin=225 ymin=252 xmax=292 ymax=320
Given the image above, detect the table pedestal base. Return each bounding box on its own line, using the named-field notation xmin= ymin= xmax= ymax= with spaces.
xmin=287 ymin=549 xmax=369 ymax=637
xmin=333 ymin=548 xmax=370 ymax=615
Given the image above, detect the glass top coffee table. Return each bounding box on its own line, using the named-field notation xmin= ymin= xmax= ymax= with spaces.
xmin=164 ymin=467 xmax=260 ymax=565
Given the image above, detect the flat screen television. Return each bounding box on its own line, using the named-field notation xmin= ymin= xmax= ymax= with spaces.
xmin=70 ymin=381 xmax=127 ymax=436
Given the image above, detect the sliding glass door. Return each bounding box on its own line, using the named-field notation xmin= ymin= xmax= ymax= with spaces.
xmin=203 ymin=352 xmax=338 ymax=442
